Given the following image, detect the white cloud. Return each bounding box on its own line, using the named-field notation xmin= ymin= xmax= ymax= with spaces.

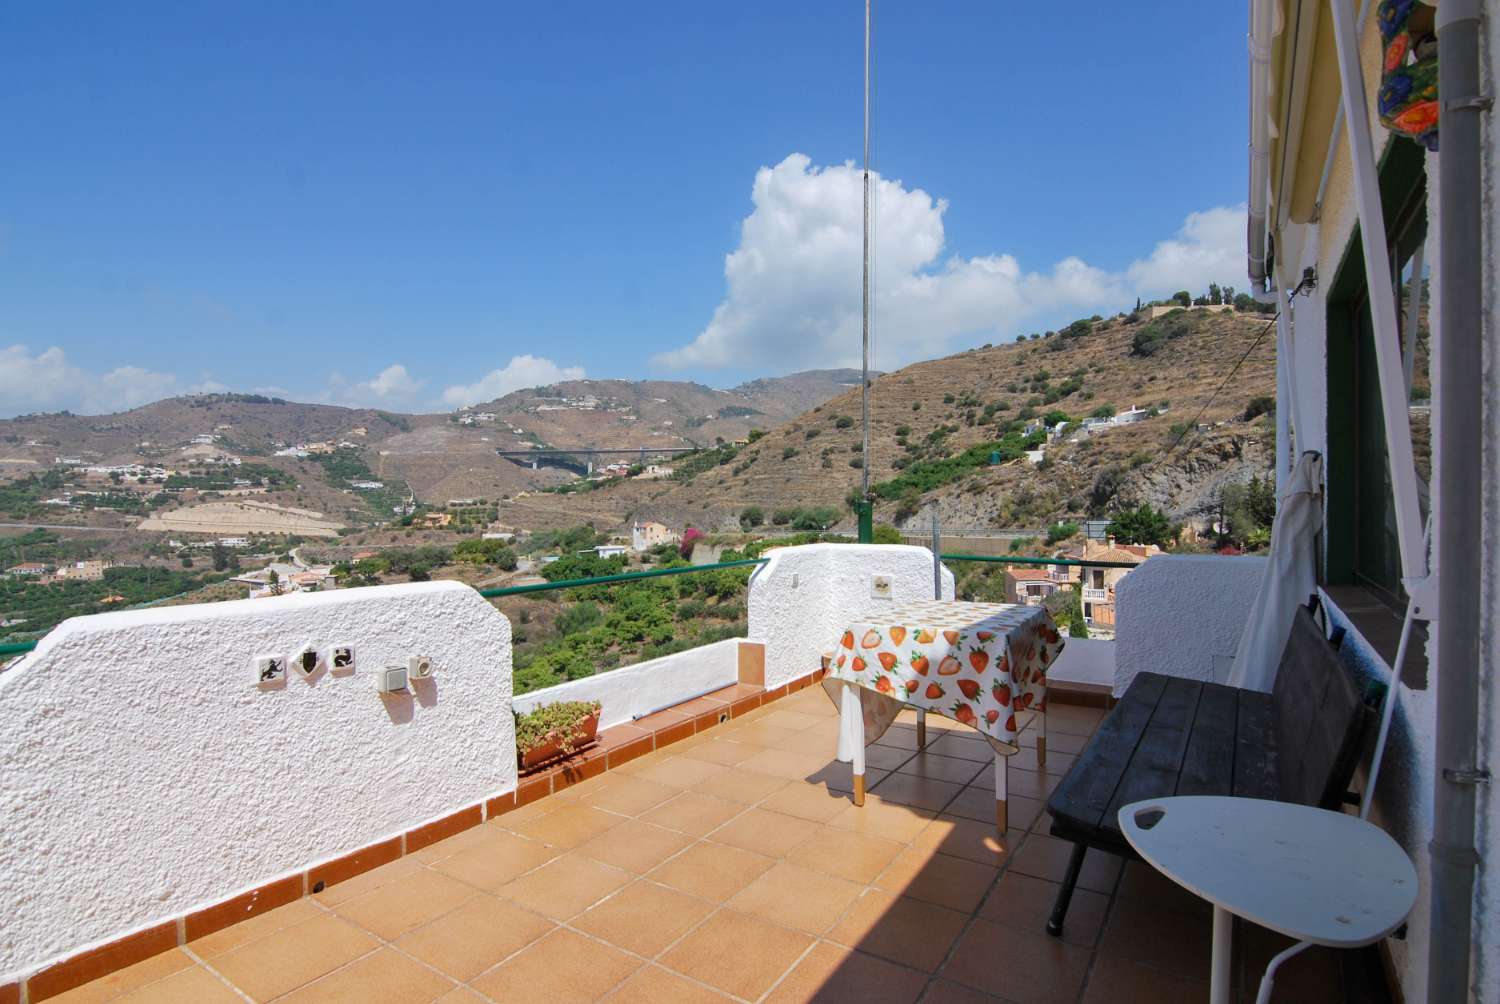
xmin=0 ymin=345 xmax=203 ymax=417
xmin=321 ymin=363 xmax=429 ymax=410
xmin=657 ymin=153 xmax=1246 ymax=371
xmin=441 ymin=355 xmax=586 ymax=408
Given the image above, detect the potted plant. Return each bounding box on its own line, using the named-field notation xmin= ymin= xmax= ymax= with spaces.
xmin=515 ymin=700 xmax=602 ymax=771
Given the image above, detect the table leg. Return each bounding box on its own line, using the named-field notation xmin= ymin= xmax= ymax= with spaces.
xmin=994 ymin=752 xmax=1008 ymax=833
xmin=1037 ymin=707 xmax=1047 ymax=768
xmin=916 ymin=709 xmax=927 ymax=750
xmin=1210 ymin=905 xmax=1232 ymax=1004
xmin=840 ymin=684 xmax=866 ymax=806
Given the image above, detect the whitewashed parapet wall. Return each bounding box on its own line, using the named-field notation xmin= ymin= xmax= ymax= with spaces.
xmin=748 ymin=543 xmax=954 ymax=688
xmin=1113 ymin=555 xmax=1265 ymax=696
xmin=0 ymin=581 xmax=513 ymax=980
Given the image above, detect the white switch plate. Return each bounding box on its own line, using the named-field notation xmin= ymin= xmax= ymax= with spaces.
xmin=290 ymin=644 xmax=324 ymax=679
xmin=408 ymin=654 xmax=434 ymax=680
xmin=331 ymin=645 xmax=356 ymax=674
xmin=254 ymin=654 xmax=287 ymax=687
xmin=871 ymin=573 xmax=894 ymax=599
xmin=376 ymin=665 xmax=409 ymax=693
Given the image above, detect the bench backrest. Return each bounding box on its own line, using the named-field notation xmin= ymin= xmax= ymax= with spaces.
xmin=1271 ymin=604 xmax=1368 ymax=808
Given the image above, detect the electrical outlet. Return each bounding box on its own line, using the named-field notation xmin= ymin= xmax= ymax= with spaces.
xmin=376 ymin=665 xmax=409 ymax=693
xmin=871 ymin=573 xmax=894 ymax=599
xmin=408 ymin=655 xmax=434 ymax=680
xmin=331 ymin=645 xmax=356 ymax=674
xmin=290 ymin=644 xmax=324 ymax=680
xmin=254 ymin=654 xmax=287 ymax=687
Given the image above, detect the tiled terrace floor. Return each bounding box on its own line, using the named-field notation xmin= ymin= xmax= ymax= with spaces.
xmin=56 ymin=688 xmax=1349 ymax=1003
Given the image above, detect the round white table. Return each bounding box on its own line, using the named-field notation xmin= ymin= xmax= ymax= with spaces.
xmin=1118 ymin=796 xmax=1417 ymax=1004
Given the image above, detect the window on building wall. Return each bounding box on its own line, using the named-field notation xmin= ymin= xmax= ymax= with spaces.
xmin=1327 ymin=138 xmax=1430 ymax=614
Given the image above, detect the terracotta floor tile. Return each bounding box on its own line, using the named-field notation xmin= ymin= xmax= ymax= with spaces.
xmin=509 ymin=802 xmax=624 ymax=849
xmin=1041 ymin=706 xmax=1105 ymax=736
xmin=966 ymin=765 xmax=1058 ymax=800
xmin=496 ymin=794 xmax=563 ymax=824
xmin=1007 ymin=747 xmax=1077 ymax=777
xmin=333 ymin=868 xmax=478 ymax=940
xmin=113 ymin=964 xmax=241 ymax=1004
xmin=710 ymin=807 xmax=821 ymax=857
xmin=188 ymin=897 xmax=323 ymax=958
xmin=728 ymin=862 xmax=864 ymax=935
xmin=312 ymin=855 xmax=425 ymax=907
xmin=786 ymin=829 xmax=905 ymax=884
xmin=472 ymin=928 xmax=641 ymax=1001
xmin=740 ymin=748 xmax=834 ymax=781
xmin=826 ymin=889 xmax=969 ymax=974
xmin=760 ymin=780 xmax=856 ymax=823
xmin=605 ymin=964 xmax=733 ymax=1003
xmin=432 ymin=989 xmax=489 ymax=1004
xmin=211 ymin=912 xmax=380 ymax=1001
xmin=1098 ymin=894 xmax=1215 ymax=982
xmin=575 ymin=818 xmax=694 ymax=874
xmin=609 ymin=748 xmax=672 ymax=776
xmin=980 ymin=870 xmax=1108 ymax=948
xmin=1079 ymin=954 xmax=1211 ymax=1004
xmin=828 ymin=797 xmax=937 ymax=843
xmin=869 ymin=772 xmax=966 ymax=812
xmin=724 ymin=721 xmax=800 ymax=749
xmin=677 ymin=737 xmax=760 ymax=767
xmin=804 ymin=761 xmax=891 ymax=794
xmin=922 ymin=978 xmax=1012 ymax=1002
xmin=1009 ymin=834 xmax=1121 ymax=894
xmin=1033 ymin=729 xmax=1090 ymax=755
xmin=875 ymin=846 xmax=998 ymax=914
xmin=895 ymin=751 xmax=988 ymax=786
xmin=758 ymin=709 xmax=829 ymax=732
xmin=574 ymin=880 xmax=715 ymax=957
xmin=1115 ymin=860 xmax=1213 ymax=919
xmin=943 ymin=917 xmax=1091 ymax=1004
xmin=691 ymin=766 xmax=792 ymax=805
xmin=632 ymin=755 xmax=731 ymax=789
xmin=276 ymin=947 xmax=454 ymax=1004
xmin=911 ymin=815 xmax=1022 ymax=867
xmin=649 ymin=841 xmax=775 ymax=902
xmin=660 ymin=909 xmax=815 ymax=1000
xmin=395 ymin=894 xmax=555 ymax=981
xmin=47 ymin=949 xmax=196 ymax=1004
xmin=873 ymin=724 xmax=922 ymax=751
xmin=765 ymin=941 xmax=928 ymax=1004
xmin=430 ymin=830 xmax=561 ymax=891
xmin=769 ymin=727 xmax=841 ymax=758
xmin=864 ymin=744 xmax=918 ymax=771
xmin=945 ymin=787 xmax=1042 ymax=829
xmin=638 ymin=791 xmax=744 ymax=836
xmin=1235 ymin=922 xmax=1345 ymax=1002
xmin=925 ymin=733 xmax=995 ymax=763
xmin=497 ymin=853 xmax=633 ymax=920
xmin=578 ymin=774 xmax=679 ymax=815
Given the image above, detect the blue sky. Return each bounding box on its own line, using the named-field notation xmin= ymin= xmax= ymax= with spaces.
xmin=1 ymin=2 xmax=1249 ymax=416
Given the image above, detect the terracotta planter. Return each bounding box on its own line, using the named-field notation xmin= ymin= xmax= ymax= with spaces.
xmin=519 ymin=712 xmax=600 ymax=771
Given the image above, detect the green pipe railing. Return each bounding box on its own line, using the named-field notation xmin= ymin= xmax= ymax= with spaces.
xmin=1 ymin=551 xmax=1145 ymax=658
xmin=476 ymin=558 xmax=769 ymax=598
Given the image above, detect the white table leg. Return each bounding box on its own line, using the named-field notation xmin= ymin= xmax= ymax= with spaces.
xmin=994 ymin=752 xmax=1008 ymax=833
xmin=916 ymin=708 xmax=927 ymax=750
xmin=840 ymin=684 xmax=866 ymax=806
xmin=1211 ymin=904 xmax=1233 ymax=1004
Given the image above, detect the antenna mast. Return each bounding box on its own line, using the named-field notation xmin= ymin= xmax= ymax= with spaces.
xmin=860 ymin=0 xmax=872 ymax=501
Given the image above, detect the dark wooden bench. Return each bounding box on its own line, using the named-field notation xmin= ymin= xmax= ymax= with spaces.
xmin=1043 ymin=600 xmax=1372 ymax=936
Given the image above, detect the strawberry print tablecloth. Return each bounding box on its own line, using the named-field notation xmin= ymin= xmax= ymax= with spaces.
xmin=823 ymin=599 xmax=1063 ymax=752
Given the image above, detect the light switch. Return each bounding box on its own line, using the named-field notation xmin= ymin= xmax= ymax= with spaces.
xmin=331 ymin=645 xmax=356 ymax=674
xmin=254 ymin=654 xmax=287 ymax=687
xmin=376 ymin=665 xmax=409 ymax=693
xmin=408 ymin=655 xmax=434 ymax=680
xmin=871 ymin=574 xmax=894 ymax=599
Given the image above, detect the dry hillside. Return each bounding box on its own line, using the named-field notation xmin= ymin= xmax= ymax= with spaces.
xmin=495 ymin=309 xmax=1278 ymax=534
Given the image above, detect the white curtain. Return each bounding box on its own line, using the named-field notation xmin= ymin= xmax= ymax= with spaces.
xmin=1227 ymin=451 xmax=1324 ymax=692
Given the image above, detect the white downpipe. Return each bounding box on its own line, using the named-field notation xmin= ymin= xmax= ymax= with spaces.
xmin=1247 ymin=0 xmax=1276 ymax=294
xmin=1327 ymin=0 xmax=1429 ymax=597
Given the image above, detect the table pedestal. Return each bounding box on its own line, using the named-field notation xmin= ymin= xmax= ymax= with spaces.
xmin=1211 ymin=905 xmax=1232 ymax=1004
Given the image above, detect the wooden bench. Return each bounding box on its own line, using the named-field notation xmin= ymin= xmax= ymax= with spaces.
xmin=1043 ymin=600 xmax=1371 ymax=936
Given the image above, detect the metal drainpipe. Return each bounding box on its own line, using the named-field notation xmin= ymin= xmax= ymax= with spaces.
xmin=1429 ymin=1 xmax=1487 ymax=1000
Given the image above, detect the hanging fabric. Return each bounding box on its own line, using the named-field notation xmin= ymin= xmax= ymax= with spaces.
xmin=1377 ymin=0 xmax=1440 ymax=150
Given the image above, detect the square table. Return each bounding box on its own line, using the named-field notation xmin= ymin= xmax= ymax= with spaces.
xmin=823 ymin=599 xmax=1064 ymax=830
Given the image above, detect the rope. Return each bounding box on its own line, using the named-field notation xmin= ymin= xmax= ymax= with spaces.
xmin=1146 ymin=314 xmax=1278 ymax=470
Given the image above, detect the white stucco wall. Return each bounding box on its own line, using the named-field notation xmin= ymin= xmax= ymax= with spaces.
xmin=1113 ymin=555 xmax=1266 ymax=696
xmin=0 ymin=581 xmax=514 ymax=980
xmin=513 ymin=637 xmax=741 ymax=729
xmin=747 ymin=544 xmax=954 ymax=689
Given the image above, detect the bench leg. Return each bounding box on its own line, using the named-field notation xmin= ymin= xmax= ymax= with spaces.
xmin=1045 ymin=842 xmax=1088 ymax=937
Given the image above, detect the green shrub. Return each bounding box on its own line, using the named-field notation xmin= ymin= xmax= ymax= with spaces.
xmin=834 ymin=415 xmax=855 ymax=429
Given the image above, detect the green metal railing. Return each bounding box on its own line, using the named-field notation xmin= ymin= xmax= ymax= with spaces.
xmin=0 ymin=551 xmax=1144 ymax=659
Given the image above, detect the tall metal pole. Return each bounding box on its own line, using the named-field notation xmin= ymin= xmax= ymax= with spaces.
xmin=860 ymin=0 xmax=872 ymax=503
